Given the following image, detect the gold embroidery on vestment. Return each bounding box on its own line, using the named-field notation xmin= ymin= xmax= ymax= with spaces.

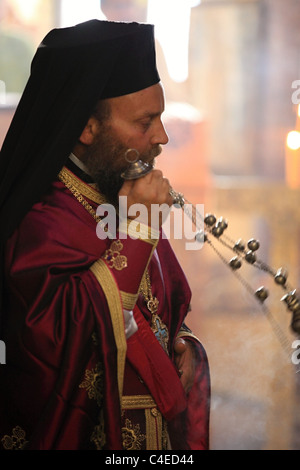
xmin=1 ymin=425 xmax=28 ymax=450
xmin=90 ymin=411 xmax=106 ymax=450
xmin=122 ymin=418 xmax=146 ymax=450
xmin=103 ymin=240 xmax=127 ymax=271
xmin=121 ymin=395 xmax=168 ymax=450
xmin=79 ymin=362 xmax=103 ymax=407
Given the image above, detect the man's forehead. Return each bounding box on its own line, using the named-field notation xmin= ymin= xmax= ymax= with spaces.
xmin=108 ymin=83 xmax=165 ymax=116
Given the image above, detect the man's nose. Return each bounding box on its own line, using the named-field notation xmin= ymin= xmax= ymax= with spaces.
xmin=152 ymin=120 xmax=169 ymax=146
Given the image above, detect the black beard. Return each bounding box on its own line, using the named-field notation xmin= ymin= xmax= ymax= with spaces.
xmin=81 ymin=127 xmax=161 ymax=207
xmin=81 ymin=132 xmax=128 ymax=206
xmin=93 ymin=167 xmax=124 ymax=207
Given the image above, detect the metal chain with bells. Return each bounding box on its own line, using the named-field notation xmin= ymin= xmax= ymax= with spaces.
xmin=200 ymin=211 xmax=300 ymax=336
xmin=168 ymin=185 xmax=300 ymax=341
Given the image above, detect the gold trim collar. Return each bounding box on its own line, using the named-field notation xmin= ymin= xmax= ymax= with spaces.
xmin=58 ymin=166 xmax=107 ymax=205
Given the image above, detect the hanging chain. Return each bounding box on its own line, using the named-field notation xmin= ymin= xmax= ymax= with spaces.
xmin=168 ymin=187 xmax=298 ymax=358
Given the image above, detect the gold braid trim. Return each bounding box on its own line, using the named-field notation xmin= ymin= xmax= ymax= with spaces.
xmin=145 ymin=408 xmax=163 ymax=450
xmin=120 ymin=291 xmax=139 ymax=311
xmin=119 ymin=219 xmax=160 ymax=246
xmin=58 ymin=167 xmax=114 ymax=235
xmin=122 ymin=395 xmax=156 ymax=410
xmin=90 ymin=259 xmax=127 ymax=402
xmin=58 ymin=166 xmax=107 ymax=205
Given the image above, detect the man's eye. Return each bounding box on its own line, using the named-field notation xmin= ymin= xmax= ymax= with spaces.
xmin=140 ymin=120 xmax=151 ymax=130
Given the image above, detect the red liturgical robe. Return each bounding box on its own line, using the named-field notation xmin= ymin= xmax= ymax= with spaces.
xmin=0 ymin=167 xmax=210 ymax=450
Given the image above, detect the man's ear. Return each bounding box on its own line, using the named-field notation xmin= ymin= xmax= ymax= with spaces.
xmin=78 ymin=117 xmax=99 ymax=145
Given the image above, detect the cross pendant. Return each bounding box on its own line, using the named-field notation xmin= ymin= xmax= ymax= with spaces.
xmin=151 ymin=314 xmax=169 ymax=354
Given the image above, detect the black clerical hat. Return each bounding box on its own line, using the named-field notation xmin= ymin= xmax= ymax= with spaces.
xmin=39 ymin=20 xmax=160 ymax=99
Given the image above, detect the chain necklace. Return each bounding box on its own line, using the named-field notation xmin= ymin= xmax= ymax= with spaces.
xmin=139 ymin=271 xmax=169 ymax=354
xmin=139 ymin=270 xmax=159 ymax=314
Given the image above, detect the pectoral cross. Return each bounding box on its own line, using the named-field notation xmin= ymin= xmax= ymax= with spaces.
xmin=151 ymin=314 xmax=169 ymax=355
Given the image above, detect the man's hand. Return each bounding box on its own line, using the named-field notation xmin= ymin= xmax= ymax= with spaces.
xmin=119 ymin=169 xmax=173 ymax=228
xmin=174 ymin=338 xmax=196 ymax=394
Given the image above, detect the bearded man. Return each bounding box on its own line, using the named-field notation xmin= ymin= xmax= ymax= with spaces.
xmin=0 ymin=20 xmax=210 ymax=450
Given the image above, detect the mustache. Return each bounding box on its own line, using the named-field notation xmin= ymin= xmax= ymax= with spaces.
xmin=121 ymin=145 xmax=162 ymax=175
xmin=138 ymin=145 xmax=162 ymax=164
xmin=120 ymin=145 xmax=162 ymax=171
xmin=149 ymin=145 xmax=162 ymax=159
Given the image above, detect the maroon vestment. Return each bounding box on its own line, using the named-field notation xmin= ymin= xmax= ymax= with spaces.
xmin=0 ymin=167 xmax=210 ymax=450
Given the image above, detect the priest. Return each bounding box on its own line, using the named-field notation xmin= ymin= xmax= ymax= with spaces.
xmin=0 ymin=20 xmax=210 ymax=450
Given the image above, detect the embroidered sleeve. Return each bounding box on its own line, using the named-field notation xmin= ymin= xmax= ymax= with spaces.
xmin=93 ymin=220 xmax=159 ymax=312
